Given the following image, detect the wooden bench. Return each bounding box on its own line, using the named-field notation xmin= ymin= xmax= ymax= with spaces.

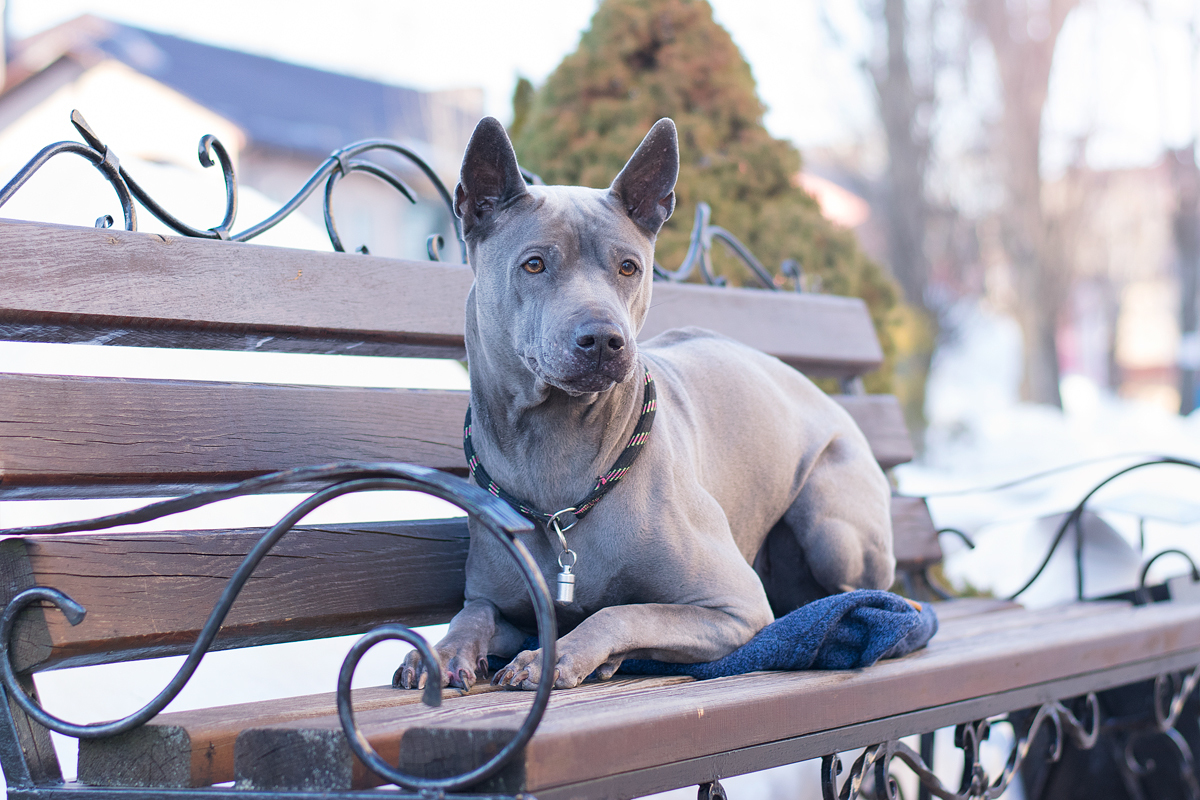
xmin=3 ymin=206 xmax=1200 ymax=800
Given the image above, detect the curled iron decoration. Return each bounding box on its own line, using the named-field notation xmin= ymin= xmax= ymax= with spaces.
xmin=1104 ymin=667 xmax=1200 ymax=797
xmin=1002 ymin=456 xmax=1200 ymax=602
xmin=652 ymin=202 xmax=803 ymax=292
xmin=820 ymin=695 xmax=1099 ymax=800
xmin=922 ymin=456 xmax=1200 ymax=603
xmin=0 ymin=462 xmax=555 ymax=792
xmin=0 ymin=110 xmax=466 ymax=261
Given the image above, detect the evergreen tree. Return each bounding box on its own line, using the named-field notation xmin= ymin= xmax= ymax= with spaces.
xmin=512 ymin=0 xmax=901 ymax=391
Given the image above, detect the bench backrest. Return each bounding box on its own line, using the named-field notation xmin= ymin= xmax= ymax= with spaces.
xmin=0 ymin=218 xmax=937 ymax=673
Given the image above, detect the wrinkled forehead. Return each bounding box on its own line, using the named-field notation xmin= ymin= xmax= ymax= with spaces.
xmin=483 ymin=185 xmax=653 ymax=262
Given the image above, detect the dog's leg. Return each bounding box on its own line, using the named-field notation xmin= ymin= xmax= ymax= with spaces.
xmin=396 ymin=599 xmax=526 ymax=690
xmin=493 ymin=597 xmax=773 ymax=690
xmin=778 ymin=437 xmax=895 ymax=597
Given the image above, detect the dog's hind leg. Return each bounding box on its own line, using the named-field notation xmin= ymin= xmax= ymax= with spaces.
xmin=757 ymin=437 xmax=895 ymax=614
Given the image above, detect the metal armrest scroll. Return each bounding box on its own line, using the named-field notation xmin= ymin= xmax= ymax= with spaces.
xmin=0 ymin=462 xmax=556 ymax=793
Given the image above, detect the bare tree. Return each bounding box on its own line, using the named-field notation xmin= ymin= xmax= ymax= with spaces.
xmin=1133 ymin=1 xmax=1200 ymax=413
xmin=869 ymin=0 xmax=935 ymax=310
xmin=972 ymin=0 xmax=1080 ymax=408
xmin=1170 ymin=144 xmax=1200 ymax=412
xmin=1169 ymin=11 xmax=1200 ymax=414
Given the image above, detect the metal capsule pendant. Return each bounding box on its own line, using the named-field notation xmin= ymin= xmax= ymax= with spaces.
xmin=556 ymin=549 xmax=577 ymax=604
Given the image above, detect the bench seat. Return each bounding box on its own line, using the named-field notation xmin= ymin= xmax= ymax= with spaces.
xmin=66 ymin=599 xmax=1200 ymax=796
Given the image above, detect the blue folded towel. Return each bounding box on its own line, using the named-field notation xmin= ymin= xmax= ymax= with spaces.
xmin=487 ymin=590 xmax=938 ymax=680
xmin=619 ymin=590 xmax=938 ymax=678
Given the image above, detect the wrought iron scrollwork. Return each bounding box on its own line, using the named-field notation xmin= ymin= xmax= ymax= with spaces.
xmin=0 ymin=110 xmax=466 ymax=261
xmin=652 ymin=201 xmax=802 ymax=291
xmin=1099 ymin=667 xmax=1200 ymax=800
xmin=0 ymin=462 xmax=554 ymax=792
xmin=820 ymin=695 xmax=1100 ymax=800
xmin=919 ymin=456 xmax=1200 ymax=604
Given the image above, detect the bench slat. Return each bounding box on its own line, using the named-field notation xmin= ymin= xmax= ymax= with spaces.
xmin=77 ymin=683 xmax=505 ymax=789
xmin=0 ymin=219 xmax=883 ymax=377
xmin=0 ymin=520 xmax=469 ymax=673
xmin=228 ymin=601 xmax=1200 ymax=794
xmin=234 ymin=676 xmax=695 ymax=792
xmin=84 ymin=598 xmax=1009 ymax=789
xmin=889 ymin=495 xmax=940 ymax=566
xmin=0 ymin=374 xmax=911 ymax=499
xmin=0 ymin=374 xmax=467 ymax=498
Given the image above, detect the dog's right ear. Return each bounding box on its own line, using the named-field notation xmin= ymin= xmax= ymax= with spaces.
xmin=456 ymin=117 xmax=529 ymax=237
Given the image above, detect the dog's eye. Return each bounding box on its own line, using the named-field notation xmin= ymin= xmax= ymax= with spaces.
xmin=619 ymin=260 xmax=638 ymax=277
xmin=523 ymin=257 xmax=545 ymax=274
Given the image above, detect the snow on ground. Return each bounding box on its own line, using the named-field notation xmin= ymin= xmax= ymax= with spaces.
xmin=5 ymin=299 xmax=1197 ymax=797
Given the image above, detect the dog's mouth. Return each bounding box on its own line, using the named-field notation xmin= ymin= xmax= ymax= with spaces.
xmin=525 ymin=351 xmax=635 ymax=396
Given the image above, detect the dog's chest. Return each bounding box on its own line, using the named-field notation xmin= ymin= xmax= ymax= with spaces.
xmin=467 ymin=516 xmax=655 ymax=631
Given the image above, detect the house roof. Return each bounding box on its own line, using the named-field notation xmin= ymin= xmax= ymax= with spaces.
xmin=4 ymin=16 xmax=475 ymax=159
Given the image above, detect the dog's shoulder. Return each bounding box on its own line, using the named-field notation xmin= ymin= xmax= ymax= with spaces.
xmin=640 ymin=326 xmax=737 ymax=350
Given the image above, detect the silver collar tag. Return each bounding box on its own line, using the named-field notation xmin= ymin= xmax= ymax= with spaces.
xmin=549 ymin=509 xmax=578 ymax=604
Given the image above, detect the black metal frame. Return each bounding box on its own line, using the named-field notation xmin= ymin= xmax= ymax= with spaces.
xmin=652 ymin=201 xmax=802 ymax=291
xmin=0 ymin=463 xmax=556 ymax=796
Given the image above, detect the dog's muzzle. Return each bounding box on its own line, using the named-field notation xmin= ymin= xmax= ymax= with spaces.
xmin=538 ymin=318 xmax=636 ymax=393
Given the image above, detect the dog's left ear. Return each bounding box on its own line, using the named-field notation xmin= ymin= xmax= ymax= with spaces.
xmin=610 ymin=118 xmax=679 ymax=235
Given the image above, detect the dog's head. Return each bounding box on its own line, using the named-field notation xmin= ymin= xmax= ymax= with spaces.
xmin=456 ymin=117 xmax=678 ymax=395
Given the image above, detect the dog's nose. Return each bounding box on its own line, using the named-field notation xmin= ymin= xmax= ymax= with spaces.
xmin=574 ymin=321 xmax=625 ymax=358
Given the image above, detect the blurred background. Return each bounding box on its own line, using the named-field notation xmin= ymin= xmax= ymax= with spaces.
xmin=4 ymin=0 xmax=1200 ymax=797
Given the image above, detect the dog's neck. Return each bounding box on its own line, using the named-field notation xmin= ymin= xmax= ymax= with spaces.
xmin=464 ymin=300 xmax=644 ymax=516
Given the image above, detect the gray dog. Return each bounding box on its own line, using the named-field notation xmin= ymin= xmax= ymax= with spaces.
xmin=397 ymin=117 xmax=893 ymax=691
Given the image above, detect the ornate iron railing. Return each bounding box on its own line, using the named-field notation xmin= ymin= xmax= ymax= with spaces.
xmin=0 ymin=111 xmax=806 ymax=289
xmin=653 ymin=200 xmax=803 ymax=291
xmin=821 ymin=696 xmax=1101 ymax=800
xmin=0 ymin=110 xmax=468 ymax=262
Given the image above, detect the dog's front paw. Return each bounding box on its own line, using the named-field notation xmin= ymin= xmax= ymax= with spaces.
xmin=492 ymin=648 xmax=592 ymax=690
xmin=394 ymin=648 xmax=490 ymax=691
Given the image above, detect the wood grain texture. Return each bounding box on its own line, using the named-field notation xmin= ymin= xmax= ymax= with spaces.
xmin=235 ymin=677 xmax=694 ymax=791
xmin=0 ymin=219 xmax=883 ymax=376
xmin=3 ymin=519 xmax=469 ymax=672
xmin=222 ymin=601 xmax=1200 ymax=793
xmin=78 ymin=683 xmax=502 ymax=788
xmin=0 ymin=374 xmax=469 ymax=498
xmin=641 ymin=282 xmax=883 ymax=377
xmin=890 ymin=496 xmax=941 ymax=566
xmin=0 ymin=376 xmax=910 ymax=498
xmin=0 ymin=219 xmax=473 ymax=358
xmin=834 ymin=394 xmax=914 ymax=469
